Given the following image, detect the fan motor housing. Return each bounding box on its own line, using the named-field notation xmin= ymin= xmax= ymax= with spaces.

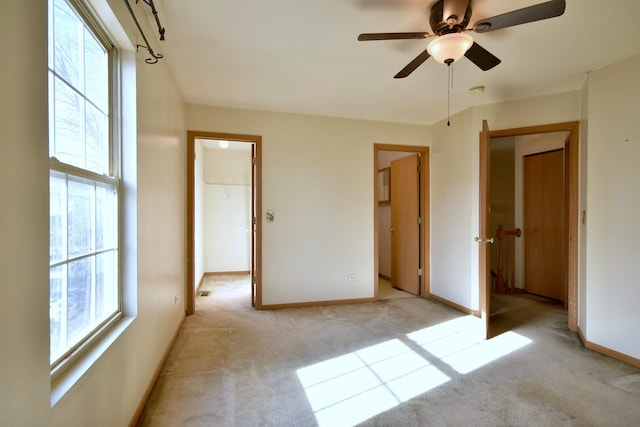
xmin=430 ymin=0 xmax=473 ymax=35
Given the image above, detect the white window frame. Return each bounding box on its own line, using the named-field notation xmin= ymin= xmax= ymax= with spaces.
xmin=48 ymin=0 xmax=123 ymax=375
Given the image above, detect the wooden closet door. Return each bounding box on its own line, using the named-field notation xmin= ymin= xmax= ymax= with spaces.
xmin=524 ymin=149 xmax=564 ymax=301
xmin=390 ymin=154 xmax=420 ymax=295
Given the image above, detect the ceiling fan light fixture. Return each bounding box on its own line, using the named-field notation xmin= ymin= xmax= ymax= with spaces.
xmin=427 ymin=32 xmax=473 ymax=65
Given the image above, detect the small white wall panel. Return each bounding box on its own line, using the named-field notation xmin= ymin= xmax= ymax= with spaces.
xmin=203 ymin=184 xmax=251 ymax=272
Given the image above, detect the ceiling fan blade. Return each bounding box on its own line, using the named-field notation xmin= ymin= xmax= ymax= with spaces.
xmin=394 ymin=49 xmax=431 ymax=78
xmin=443 ymin=0 xmax=470 ymax=24
xmin=358 ymin=32 xmax=431 ymax=41
xmin=472 ymin=0 xmax=565 ymax=33
xmin=464 ymin=42 xmax=501 ymax=71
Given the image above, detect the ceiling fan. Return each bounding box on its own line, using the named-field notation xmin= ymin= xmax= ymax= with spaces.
xmin=358 ymin=0 xmax=566 ymax=78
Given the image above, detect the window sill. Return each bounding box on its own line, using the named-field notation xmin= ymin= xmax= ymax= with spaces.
xmin=50 ymin=315 xmax=135 ymax=407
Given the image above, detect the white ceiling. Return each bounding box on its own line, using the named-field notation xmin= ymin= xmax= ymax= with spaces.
xmin=151 ymin=0 xmax=640 ymax=125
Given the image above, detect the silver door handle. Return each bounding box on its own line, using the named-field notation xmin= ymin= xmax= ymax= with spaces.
xmin=475 ymin=236 xmax=495 ymax=244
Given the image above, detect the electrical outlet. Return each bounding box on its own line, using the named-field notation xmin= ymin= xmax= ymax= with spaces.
xmin=174 ymin=295 xmax=179 ymax=304
xmin=348 ymin=274 xmax=358 ymax=281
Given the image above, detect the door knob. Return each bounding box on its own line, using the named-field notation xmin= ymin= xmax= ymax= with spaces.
xmin=475 ymin=236 xmax=495 ymax=244
xmin=390 ymin=227 xmax=395 ymax=232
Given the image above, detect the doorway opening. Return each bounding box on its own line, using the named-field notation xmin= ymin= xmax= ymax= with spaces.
xmin=479 ymin=121 xmax=579 ymax=338
xmin=374 ymin=144 xmax=430 ymax=300
xmin=488 ymin=132 xmax=570 ymax=334
xmin=186 ymin=131 xmax=262 ymax=315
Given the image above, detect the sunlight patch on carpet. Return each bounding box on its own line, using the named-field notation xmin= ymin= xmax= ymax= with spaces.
xmin=407 ymin=316 xmax=532 ymax=374
xmin=297 ymin=315 xmax=532 ymax=426
xmin=297 ymin=339 xmax=449 ymax=427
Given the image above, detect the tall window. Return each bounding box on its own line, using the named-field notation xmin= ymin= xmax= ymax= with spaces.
xmin=49 ymin=0 xmax=120 ymax=368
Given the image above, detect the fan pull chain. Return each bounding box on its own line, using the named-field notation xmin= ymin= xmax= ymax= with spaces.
xmin=451 ymin=60 xmax=454 ymax=88
xmin=446 ymin=60 xmax=453 ymax=127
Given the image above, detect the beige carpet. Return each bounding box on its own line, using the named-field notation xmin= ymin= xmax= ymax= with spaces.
xmin=378 ymin=278 xmax=416 ymax=300
xmin=137 ymin=275 xmax=640 ymax=426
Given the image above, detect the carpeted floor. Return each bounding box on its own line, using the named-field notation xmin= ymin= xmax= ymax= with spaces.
xmin=378 ymin=278 xmax=416 ymax=300
xmin=137 ymin=275 xmax=640 ymax=426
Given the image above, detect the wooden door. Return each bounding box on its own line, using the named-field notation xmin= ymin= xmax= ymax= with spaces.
xmin=478 ymin=120 xmax=491 ymax=339
xmin=251 ymin=144 xmax=256 ymax=307
xmin=524 ymin=149 xmax=564 ymax=301
xmin=390 ymin=154 xmax=420 ymax=295
xmin=563 ymin=136 xmax=570 ymax=307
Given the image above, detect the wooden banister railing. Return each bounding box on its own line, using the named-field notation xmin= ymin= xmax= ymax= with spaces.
xmin=495 ymin=224 xmax=522 ymax=294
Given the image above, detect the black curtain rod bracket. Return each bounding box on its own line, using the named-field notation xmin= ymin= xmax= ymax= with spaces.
xmin=124 ymin=0 xmax=165 ymax=64
xmin=137 ymin=0 xmax=166 ymax=41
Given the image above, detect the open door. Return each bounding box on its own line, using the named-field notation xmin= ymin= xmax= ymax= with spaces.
xmin=251 ymin=144 xmax=257 ymax=307
xmin=390 ymin=154 xmax=421 ymax=295
xmin=563 ymin=135 xmax=571 ymax=308
xmin=478 ymin=120 xmax=492 ymax=339
xmin=250 ymin=138 xmax=262 ymax=309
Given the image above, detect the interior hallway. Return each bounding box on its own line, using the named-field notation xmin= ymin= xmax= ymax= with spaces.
xmin=137 ymin=276 xmax=640 ymax=426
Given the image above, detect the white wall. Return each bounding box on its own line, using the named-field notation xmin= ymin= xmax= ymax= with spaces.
xmin=188 ymin=105 xmax=430 ymax=305
xmin=203 ymin=146 xmax=252 ymax=184
xmin=202 ymin=147 xmax=252 ymax=273
xmin=203 ymin=185 xmax=251 ymax=271
xmin=431 ymin=108 xmax=477 ymax=308
xmin=578 ymin=77 xmax=589 ymax=333
xmin=585 ymin=53 xmax=640 ymax=358
xmin=0 ymin=1 xmax=50 ymax=425
xmin=0 ymin=0 xmax=187 ymax=425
